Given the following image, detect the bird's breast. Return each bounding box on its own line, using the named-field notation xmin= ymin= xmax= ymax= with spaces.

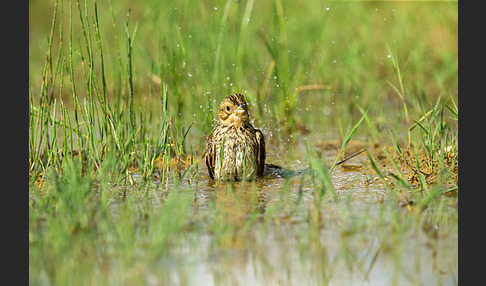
xmin=213 ymin=125 xmax=258 ymax=180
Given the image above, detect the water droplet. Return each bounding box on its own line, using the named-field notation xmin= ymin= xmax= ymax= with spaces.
xmin=323 ymin=106 xmax=331 ymax=116
xmin=214 ymin=7 xmax=218 ymax=10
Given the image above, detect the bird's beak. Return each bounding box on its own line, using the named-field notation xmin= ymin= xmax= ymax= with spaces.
xmin=235 ymin=105 xmax=246 ymax=114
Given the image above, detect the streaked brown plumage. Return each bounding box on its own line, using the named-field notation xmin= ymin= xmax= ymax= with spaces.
xmin=205 ymin=94 xmax=265 ymax=181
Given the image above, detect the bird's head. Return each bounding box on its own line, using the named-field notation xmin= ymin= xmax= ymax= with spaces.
xmin=217 ymin=93 xmax=250 ymax=127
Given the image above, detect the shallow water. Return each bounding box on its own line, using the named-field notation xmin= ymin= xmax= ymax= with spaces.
xmin=31 ymin=134 xmax=457 ymax=285
xmin=128 ymin=138 xmax=458 ymax=285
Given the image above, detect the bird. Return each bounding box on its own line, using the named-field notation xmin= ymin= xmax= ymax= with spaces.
xmin=205 ymin=93 xmax=266 ymax=181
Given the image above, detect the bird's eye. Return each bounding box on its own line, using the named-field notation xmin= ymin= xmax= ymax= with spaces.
xmin=226 ymin=106 xmax=231 ymax=112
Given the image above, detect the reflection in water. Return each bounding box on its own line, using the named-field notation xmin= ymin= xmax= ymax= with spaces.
xmin=143 ymin=144 xmax=457 ymax=285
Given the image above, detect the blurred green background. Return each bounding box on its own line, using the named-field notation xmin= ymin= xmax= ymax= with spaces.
xmin=29 ymin=0 xmax=458 ymax=147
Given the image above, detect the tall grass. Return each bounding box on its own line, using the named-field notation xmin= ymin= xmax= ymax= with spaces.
xmin=29 ymin=0 xmax=185 ymax=188
xmin=30 ymin=1 xmax=457 ymax=141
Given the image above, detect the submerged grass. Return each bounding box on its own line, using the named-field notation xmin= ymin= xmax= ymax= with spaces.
xmin=29 ymin=0 xmax=458 ymax=285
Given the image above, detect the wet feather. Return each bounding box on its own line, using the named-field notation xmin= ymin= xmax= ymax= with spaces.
xmin=205 ymin=94 xmax=265 ymax=180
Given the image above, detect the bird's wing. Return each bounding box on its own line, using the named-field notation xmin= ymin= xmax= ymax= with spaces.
xmin=205 ymin=132 xmax=215 ymax=180
xmin=255 ymin=130 xmax=266 ymax=177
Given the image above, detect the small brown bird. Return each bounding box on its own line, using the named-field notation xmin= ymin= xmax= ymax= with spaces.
xmin=205 ymin=94 xmax=265 ymax=181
